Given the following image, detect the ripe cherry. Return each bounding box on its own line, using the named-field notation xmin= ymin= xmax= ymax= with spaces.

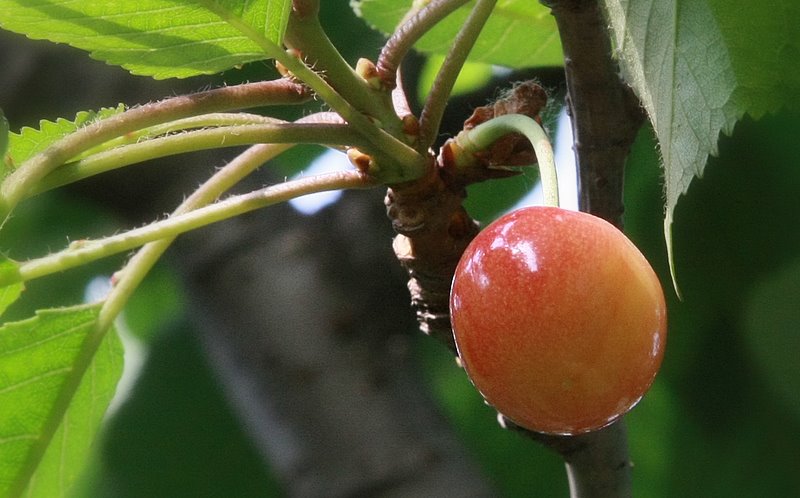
xmin=450 ymin=206 xmax=667 ymax=435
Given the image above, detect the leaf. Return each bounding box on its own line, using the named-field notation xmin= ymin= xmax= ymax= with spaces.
xmin=4 ymin=105 xmax=126 ymax=173
xmin=265 ymin=0 xmax=292 ymax=47
xmin=0 ymin=304 xmax=123 ymax=497
xmin=0 ymin=258 xmax=23 ymax=318
xmin=0 ymin=0 xmax=290 ymax=79
xmin=352 ymin=0 xmax=563 ymax=68
xmin=602 ymin=0 xmax=800 ymax=281
xmin=417 ymin=56 xmax=495 ymax=102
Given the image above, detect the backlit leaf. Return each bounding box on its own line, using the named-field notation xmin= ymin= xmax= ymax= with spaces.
xmin=4 ymin=105 xmax=126 ymax=172
xmin=265 ymin=0 xmax=292 ymax=47
xmin=0 ymin=304 xmax=123 ymax=497
xmin=352 ymin=0 xmax=563 ymax=68
xmin=602 ymin=0 xmax=800 ymax=276
xmin=0 ymin=0 xmax=290 ymax=79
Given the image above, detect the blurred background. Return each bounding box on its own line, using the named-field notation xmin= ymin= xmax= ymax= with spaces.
xmin=1 ymin=2 xmax=799 ymax=497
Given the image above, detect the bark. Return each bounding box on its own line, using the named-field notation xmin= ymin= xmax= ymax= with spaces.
xmin=175 ymin=190 xmax=495 ymax=497
xmin=1 ymin=0 xmax=647 ymax=492
xmin=388 ymin=81 xmax=549 ymax=351
xmin=542 ymin=0 xmax=645 ymax=228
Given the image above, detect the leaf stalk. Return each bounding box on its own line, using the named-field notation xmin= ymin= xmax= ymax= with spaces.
xmin=418 ymin=0 xmax=498 ymax=147
xmin=5 ymin=171 xmax=373 ymax=289
xmin=31 ymin=121 xmax=362 ymax=196
xmin=0 ymin=80 xmax=310 ymax=219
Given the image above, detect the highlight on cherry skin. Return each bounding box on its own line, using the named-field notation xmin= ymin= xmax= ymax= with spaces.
xmin=449 ymin=206 xmax=667 ymax=435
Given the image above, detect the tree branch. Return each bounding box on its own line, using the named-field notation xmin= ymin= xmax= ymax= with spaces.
xmin=543 ymin=0 xmax=644 ymax=228
xmin=176 ymin=190 xmax=497 ymax=497
xmin=521 ymin=0 xmax=646 ymax=496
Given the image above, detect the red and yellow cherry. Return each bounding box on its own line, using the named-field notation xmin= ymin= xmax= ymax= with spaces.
xmin=449 ymin=206 xmax=667 ymax=435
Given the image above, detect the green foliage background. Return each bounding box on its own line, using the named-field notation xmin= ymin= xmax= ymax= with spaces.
xmin=1 ymin=1 xmax=799 ymax=496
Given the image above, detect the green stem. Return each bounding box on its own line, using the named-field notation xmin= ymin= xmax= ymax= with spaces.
xmin=419 ymin=0 xmax=498 ymax=148
xmin=95 ymin=142 xmax=292 ymax=342
xmin=31 ymin=122 xmax=362 ymax=196
xmin=0 ymin=80 xmax=309 ymax=218
xmin=6 ymin=170 xmax=373 ymax=288
xmin=456 ymin=114 xmax=559 ymax=207
xmin=203 ymin=0 xmax=424 ymax=179
xmin=285 ymin=9 xmax=400 ymax=133
xmin=5 ymin=142 xmax=303 ymax=498
xmin=10 ymin=144 xmax=326 ymax=498
xmin=76 ymin=113 xmax=284 ymax=157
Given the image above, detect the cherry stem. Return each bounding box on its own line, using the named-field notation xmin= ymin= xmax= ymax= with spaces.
xmin=456 ymin=114 xmax=560 ymax=208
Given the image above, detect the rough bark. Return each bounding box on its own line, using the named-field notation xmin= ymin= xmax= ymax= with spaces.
xmin=387 ymin=2 xmax=646 ymax=496
xmin=388 ymin=81 xmax=549 ymax=351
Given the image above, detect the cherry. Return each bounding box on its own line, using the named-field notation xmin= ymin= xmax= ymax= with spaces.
xmin=449 ymin=206 xmax=667 ymax=435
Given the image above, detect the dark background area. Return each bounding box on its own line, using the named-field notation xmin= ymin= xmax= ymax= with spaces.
xmin=2 ymin=2 xmax=800 ymax=496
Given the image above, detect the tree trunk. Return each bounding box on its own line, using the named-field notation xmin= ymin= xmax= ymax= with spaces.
xmin=176 ymin=188 xmax=494 ymax=496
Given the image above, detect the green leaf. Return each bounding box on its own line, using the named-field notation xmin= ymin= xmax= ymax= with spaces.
xmin=602 ymin=0 xmax=800 ymax=277
xmin=0 ymin=258 xmax=23 ymax=318
xmin=417 ymin=56 xmax=494 ymax=102
xmin=0 ymin=304 xmax=123 ymax=497
xmin=265 ymin=0 xmax=292 ymax=47
xmin=353 ymin=0 xmax=563 ymax=68
xmin=4 ymin=105 xmax=126 ymax=172
xmin=0 ymin=0 xmax=288 ymax=79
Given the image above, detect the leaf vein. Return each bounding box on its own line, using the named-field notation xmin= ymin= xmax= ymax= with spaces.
xmin=0 ymin=367 xmax=73 ymax=396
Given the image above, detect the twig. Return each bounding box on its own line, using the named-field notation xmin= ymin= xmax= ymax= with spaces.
xmin=6 ymin=170 xmax=374 ymax=288
xmin=542 ymin=0 xmax=644 ymax=228
xmin=31 ymin=122 xmax=362 ymax=196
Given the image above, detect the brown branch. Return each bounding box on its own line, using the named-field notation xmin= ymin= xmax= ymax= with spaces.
xmin=392 ymin=1 xmax=646 ymax=496
xmin=510 ymin=1 xmax=646 ymax=496
xmin=543 ymin=0 xmax=645 ymax=229
xmin=387 ymin=165 xmax=478 ymax=352
xmin=388 ymin=82 xmax=549 ymax=351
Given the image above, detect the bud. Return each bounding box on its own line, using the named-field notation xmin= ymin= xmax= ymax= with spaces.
xmin=356 ymin=58 xmax=383 ymax=90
